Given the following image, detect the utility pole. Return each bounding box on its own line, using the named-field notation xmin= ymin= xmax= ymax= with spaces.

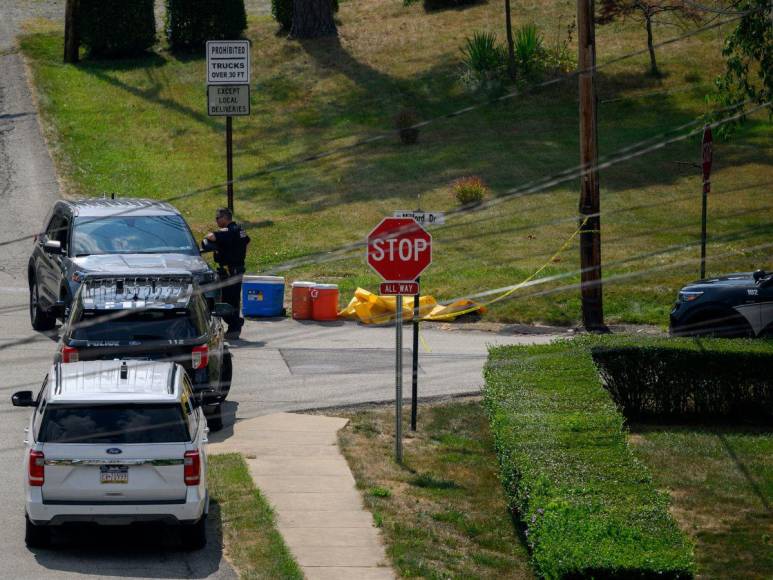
xmin=63 ymin=0 xmax=79 ymax=64
xmin=504 ymin=0 xmax=516 ymax=81
xmin=577 ymin=0 xmax=606 ymax=331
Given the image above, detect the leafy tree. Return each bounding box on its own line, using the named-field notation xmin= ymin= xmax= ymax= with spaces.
xmin=597 ymin=1 xmax=700 ymax=76
xmin=290 ymin=0 xmax=337 ymax=38
xmin=715 ymin=0 xmax=772 ymax=112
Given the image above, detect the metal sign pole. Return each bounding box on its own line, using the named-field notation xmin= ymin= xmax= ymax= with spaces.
xmin=395 ymin=294 xmax=403 ymax=463
xmin=700 ymin=185 xmax=708 ymax=279
xmin=226 ymin=116 xmax=234 ymax=212
xmin=410 ymin=277 xmax=419 ymax=431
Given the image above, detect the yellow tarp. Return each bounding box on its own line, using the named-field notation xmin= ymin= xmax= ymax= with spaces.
xmin=338 ymin=288 xmax=486 ymax=324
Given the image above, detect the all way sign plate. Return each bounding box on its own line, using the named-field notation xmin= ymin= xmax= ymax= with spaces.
xmin=206 ymin=40 xmax=251 ymax=84
xmin=380 ymin=282 xmax=419 ymax=295
xmin=208 ymin=85 xmax=250 ymax=116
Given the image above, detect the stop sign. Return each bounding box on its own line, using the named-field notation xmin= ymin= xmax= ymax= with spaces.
xmin=367 ymin=218 xmax=432 ymax=282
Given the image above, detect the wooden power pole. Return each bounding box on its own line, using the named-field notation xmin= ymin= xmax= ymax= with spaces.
xmin=64 ymin=0 xmax=79 ymax=64
xmin=577 ymin=0 xmax=606 ymax=331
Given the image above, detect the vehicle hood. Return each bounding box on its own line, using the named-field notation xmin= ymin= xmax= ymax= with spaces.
xmin=681 ymin=272 xmax=759 ymax=291
xmin=73 ymin=253 xmax=210 ymax=274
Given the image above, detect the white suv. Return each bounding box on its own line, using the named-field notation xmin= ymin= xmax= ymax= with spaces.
xmin=12 ymin=360 xmax=209 ymax=550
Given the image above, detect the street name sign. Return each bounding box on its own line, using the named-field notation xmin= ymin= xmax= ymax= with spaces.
xmin=207 ymin=85 xmax=250 ymax=116
xmin=206 ymin=40 xmax=251 ymax=84
xmin=380 ymin=282 xmax=419 ymax=295
xmin=367 ymin=218 xmax=432 ymax=283
xmin=393 ymin=210 xmax=445 ymax=225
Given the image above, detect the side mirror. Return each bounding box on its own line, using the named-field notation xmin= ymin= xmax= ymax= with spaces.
xmin=213 ymin=303 xmax=235 ymax=318
xmin=43 ymin=240 xmax=62 ymax=255
xmin=12 ymin=391 xmax=36 ymax=407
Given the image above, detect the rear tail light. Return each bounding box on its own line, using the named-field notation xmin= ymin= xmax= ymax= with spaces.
xmin=184 ymin=450 xmax=201 ymax=486
xmin=191 ymin=345 xmax=208 ymax=369
xmin=29 ymin=450 xmax=45 ymax=487
xmin=62 ymin=346 xmax=79 ymax=363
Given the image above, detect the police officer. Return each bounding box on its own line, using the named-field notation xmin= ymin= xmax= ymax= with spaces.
xmin=204 ymin=208 xmax=250 ymax=338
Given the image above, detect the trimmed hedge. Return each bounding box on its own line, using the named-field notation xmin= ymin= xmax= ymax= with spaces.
xmin=78 ymin=0 xmax=156 ymax=58
xmin=166 ymin=0 xmax=247 ymax=53
xmin=484 ymin=340 xmax=695 ymax=578
xmin=271 ymin=0 xmax=339 ymax=32
xmin=590 ymin=336 xmax=773 ymax=423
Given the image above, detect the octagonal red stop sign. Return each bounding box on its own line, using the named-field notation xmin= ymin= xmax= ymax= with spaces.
xmin=367 ymin=217 xmax=432 ymax=282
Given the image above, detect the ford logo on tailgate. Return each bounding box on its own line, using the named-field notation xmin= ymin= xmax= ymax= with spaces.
xmin=106 ymin=448 xmax=123 ymax=455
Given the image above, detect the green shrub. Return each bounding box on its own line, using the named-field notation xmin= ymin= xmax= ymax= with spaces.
xmin=484 ymin=341 xmax=695 ymax=578
xmin=453 ymin=176 xmax=488 ymax=206
xmin=78 ymin=0 xmax=156 ymax=58
xmin=514 ymin=23 xmax=544 ymax=78
xmin=590 ymin=336 xmax=773 ymax=423
xmin=166 ymin=0 xmax=247 ymax=53
xmin=461 ymin=31 xmax=505 ymax=77
xmin=271 ymin=0 xmax=339 ymax=31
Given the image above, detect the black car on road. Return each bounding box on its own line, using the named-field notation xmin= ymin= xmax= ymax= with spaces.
xmin=28 ymin=198 xmax=218 ymax=331
xmin=56 ymin=272 xmax=233 ymax=429
xmin=669 ymin=269 xmax=773 ymax=338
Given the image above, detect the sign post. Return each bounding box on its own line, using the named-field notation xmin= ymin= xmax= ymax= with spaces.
xmin=701 ymin=125 xmax=713 ymax=280
xmin=206 ymin=40 xmax=251 ymax=212
xmin=367 ymin=218 xmax=432 ymax=461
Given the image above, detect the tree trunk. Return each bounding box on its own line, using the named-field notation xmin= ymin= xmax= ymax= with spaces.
xmin=504 ymin=0 xmax=516 ymax=81
xmin=291 ymin=0 xmax=337 ymax=39
xmin=645 ymin=14 xmax=659 ymax=76
xmin=63 ymin=0 xmax=79 ymax=64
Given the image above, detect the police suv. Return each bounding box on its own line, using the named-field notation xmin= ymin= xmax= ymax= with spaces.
xmin=56 ymin=273 xmax=233 ymax=430
xmin=670 ymin=269 xmax=773 ymax=337
xmin=28 ymin=199 xmax=218 ymax=331
xmin=12 ymin=360 xmax=209 ymax=550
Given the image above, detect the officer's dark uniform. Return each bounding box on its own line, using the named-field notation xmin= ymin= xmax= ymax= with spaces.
xmin=212 ymin=222 xmax=250 ymax=334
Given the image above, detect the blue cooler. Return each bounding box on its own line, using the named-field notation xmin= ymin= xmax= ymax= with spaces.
xmin=242 ymin=275 xmax=285 ymax=317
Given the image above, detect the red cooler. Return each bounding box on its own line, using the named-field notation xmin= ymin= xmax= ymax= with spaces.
xmin=291 ymin=281 xmax=315 ymax=320
xmin=311 ymin=284 xmax=339 ymax=321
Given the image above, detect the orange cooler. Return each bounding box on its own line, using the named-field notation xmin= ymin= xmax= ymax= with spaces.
xmin=311 ymin=284 xmax=339 ymax=321
xmin=291 ymin=281 xmax=316 ymax=320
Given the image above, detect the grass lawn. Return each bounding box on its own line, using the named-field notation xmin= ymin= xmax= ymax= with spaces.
xmin=630 ymin=425 xmax=773 ymax=579
xmin=337 ymin=398 xmax=533 ymax=579
xmin=18 ymin=0 xmax=773 ymax=325
xmin=208 ymin=453 xmax=303 ymax=580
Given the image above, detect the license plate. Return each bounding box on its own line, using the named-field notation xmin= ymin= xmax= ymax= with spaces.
xmin=100 ymin=465 xmax=128 ymax=484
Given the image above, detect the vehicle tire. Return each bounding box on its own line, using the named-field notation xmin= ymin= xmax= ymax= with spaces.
xmin=180 ymin=516 xmax=207 ymax=551
xmin=25 ymin=515 xmax=51 ymax=549
xmin=29 ymin=280 xmax=56 ymax=331
xmin=206 ymin=404 xmax=224 ymax=432
xmin=686 ymin=311 xmax=753 ymax=338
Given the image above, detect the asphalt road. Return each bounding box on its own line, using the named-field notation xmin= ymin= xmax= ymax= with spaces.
xmin=0 ymin=1 xmax=560 ymax=577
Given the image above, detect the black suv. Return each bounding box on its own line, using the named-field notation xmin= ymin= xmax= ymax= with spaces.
xmin=28 ymin=198 xmax=218 ymax=331
xmin=669 ymin=269 xmax=773 ymax=338
xmin=56 ymin=272 xmax=233 ymax=429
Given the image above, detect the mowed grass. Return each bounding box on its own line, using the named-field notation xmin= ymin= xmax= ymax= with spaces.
xmin=629 ymin=426 xmax=773 ymax=579
xmin=337 ymin=399 xmax=533 ymax=578
xmin=208 ymin=454 xmax=303 ymax=580
xmin=19 ymin=0 xmax=773 ymax=325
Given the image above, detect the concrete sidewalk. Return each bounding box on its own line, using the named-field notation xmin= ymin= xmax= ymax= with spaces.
xmin=209 ymin=412 xmax=394 ymax=580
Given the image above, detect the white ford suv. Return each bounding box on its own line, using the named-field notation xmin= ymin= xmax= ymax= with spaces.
xmin=12 ymin=360 xmax=209 ymax=550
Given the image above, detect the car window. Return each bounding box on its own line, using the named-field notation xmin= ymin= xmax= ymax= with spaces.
xmin=181 ymin=376 xmax=198 ymax=435
xmin=38 ymin=404 xmax=190 ymax=444
xmin=71 ymin=308 xmax=204 ymax=342
xmin=71 ymin=215 xmax=197 ymax=256
xmin=45 ymin=214 xmax=67 ymax=246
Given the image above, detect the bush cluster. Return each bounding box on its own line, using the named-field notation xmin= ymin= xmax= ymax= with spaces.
xmin=166 ymin=0 xmax=247 ymax=52
xmin=271 ymin=0 xmax=339 ymax=31
xmin=452 ymin=176 xmax=488 ymax=206
xmin=483 ymin=340 xmax=695 ymax=578
xmin=78 ymin=0 xmax=156 ymax=58
xmin=590 ymin=336 xmax=773 ymax=423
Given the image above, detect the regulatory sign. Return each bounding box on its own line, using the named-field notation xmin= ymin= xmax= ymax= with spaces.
xmin=702 ymin=125 xmax=713 ymax=194
xmin=380 ymin=282 xmax=419 ymax=295
xmin=367 ymin=218 xmax=432 ymax=283
xmin=208 ymin=85 xmax=250 ymax=116
xmin=206 ymin=40 xmax=251 ymax=85
xmin=393 ymin=210 xmax=445 ymax=226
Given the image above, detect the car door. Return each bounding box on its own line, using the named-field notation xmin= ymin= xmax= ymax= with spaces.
xmin=38 ymin=210 xmax=70 ymax=307
xmin=755 ymin=276 xmax=773 ymax=336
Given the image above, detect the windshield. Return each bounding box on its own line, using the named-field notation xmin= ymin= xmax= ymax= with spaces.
xmin=71 ymin=309 xmax=204 ymax=342
xmin=72 ymin=215 xmax=197 ymax=256
xmin=38 ymin=404 xmax=189 ymax=444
